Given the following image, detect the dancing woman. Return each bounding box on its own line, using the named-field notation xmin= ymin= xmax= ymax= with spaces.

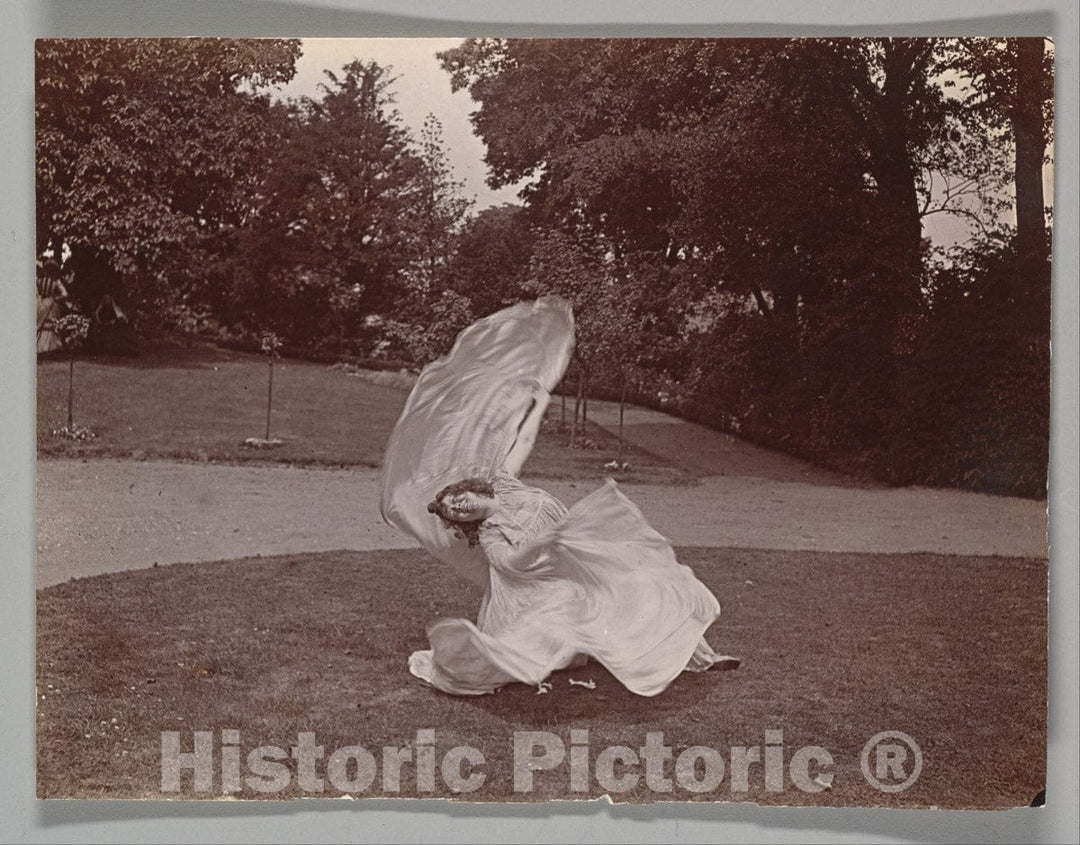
xmin=379 ymin=297 xmax=738 ymax=696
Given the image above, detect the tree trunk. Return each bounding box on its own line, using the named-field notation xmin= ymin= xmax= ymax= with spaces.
xmin=749 ymin=283 xmax=773 ymax=321
xmin=1010 ymin=37 xmax=1050 ymax=333
xmin=582 ymin=372 xmax=589 ymax=429
xmin=67 ymin=351 xmax=75 ymax=429
xmin=570 ymin=375 xmax=583 ymax=447
xmin=265 ymin=359 xmax=274 ymax=440
xmin=617 ymin=369 xmax=627 ymax=464
xmin=772 ymin=282 xmax=800 ymax=368
xmin=870 ymin=39 xmax=930 ymax=357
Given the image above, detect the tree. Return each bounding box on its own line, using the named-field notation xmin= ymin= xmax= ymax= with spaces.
xmin=379 ymin=289 xmax=474 ymax=364
xmin=438 ymin=38 xmax=736 ymax=418
xmin=228 ymin=60 xmax=435 ymax=347
xmin=527 ymin=229 xmax=659 ymax=450
xmin=260 ymin=331 xmax=283 ymax=442
xmin=442 ymin=38 xmax=875 ymax=425
xmin=52 ymin=313 xmax=92 ymax=437
xmin=443 ymin=204 xmax=536 ymax=317
xmin=403 ymin=114 xmax=473 ymax=304
xmin=35 ymin=38 xmax=302 ymax=332
xmin=377 ymin=114 xmax=476 ymax=359
xmin=942 ymin=37 xmax=1054 ymax=335
xmin=440 ymin=38 xmax=956 ymax=341
xmin=439 ymin=37 xmax=1052 ymax=492
xmin=1008 ymin=38 xmax=1053 ymax=302
xmin=835 ymin=40 xmax=941 ymax=311
xmin=673 ymin=44 xmax=877 ymax=367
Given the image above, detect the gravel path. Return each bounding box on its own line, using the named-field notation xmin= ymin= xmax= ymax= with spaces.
xmin=36 ymin=393 xmax=1048 ymax=588
xmin=37 ymin=453 xmax=1047 ymax=588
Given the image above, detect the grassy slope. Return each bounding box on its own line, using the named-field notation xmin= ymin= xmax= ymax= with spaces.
xmin=37 ymin=343 xmax=689 ymax=484
xmin=36 ymin=547 xmax=1047 ymax=808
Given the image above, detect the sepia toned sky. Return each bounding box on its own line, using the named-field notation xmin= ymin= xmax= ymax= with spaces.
xmin=275 ymin=38 xmax=526 ymax=212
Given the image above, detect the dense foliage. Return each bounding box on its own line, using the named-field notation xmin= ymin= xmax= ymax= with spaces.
xmin=36 ymin=38 xmax=303 ymax=348
xmin=35 ymin=38 xmax=1052 ymax=496
xmin=438 ymin=37 xmax=1052 ymax=496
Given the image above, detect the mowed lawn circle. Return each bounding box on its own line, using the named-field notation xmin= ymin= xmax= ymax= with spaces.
xmin=36 ymin=546 xmax=1046 ymax=807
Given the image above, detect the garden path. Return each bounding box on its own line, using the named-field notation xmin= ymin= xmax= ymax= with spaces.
xmin=36 ymin=400 xmax=1048 ymax=588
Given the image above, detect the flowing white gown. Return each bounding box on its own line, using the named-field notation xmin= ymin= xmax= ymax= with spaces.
xmin=379 ymin=297 xmax=728 ymax=697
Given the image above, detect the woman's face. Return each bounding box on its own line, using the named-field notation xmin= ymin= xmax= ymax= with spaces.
xmin=440 ymin=490 xmax=496 ymax=523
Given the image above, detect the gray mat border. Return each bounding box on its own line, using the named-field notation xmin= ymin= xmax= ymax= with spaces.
xmin=2 ymin=2 xmax=1076 ymax=842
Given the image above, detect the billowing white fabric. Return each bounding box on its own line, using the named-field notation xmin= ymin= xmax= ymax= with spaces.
xmin=380 ymin=297 xmax=574 ymax=589
xmin=380 ymin=297 xmax=726 ymax=696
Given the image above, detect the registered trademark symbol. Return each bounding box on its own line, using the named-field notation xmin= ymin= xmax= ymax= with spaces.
xmin=860 ymin=731 xmax=923 ymax=793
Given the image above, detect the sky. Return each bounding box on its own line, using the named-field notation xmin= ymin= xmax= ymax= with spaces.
xmin=275 ymin=38 xmax=525 ymax=212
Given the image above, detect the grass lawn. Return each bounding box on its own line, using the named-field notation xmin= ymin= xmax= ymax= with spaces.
xmin=36 ymin=547 xmax=1046 ymax=808
xmin=37 ymin=340 xmax=690 ymax=484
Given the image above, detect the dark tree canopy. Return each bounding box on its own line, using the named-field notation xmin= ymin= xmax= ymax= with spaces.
xmin=221 ymin=60 xmax=474 ymax=350
xmin=227 ymin=60 xmax=424 ymax=337
xmin=437 ymin=36 xmax=1052 ymax=495
xmin=939 ymin=37 xmax=1054 ymax=334
xmin=36 ymin=38 xmax=302 ymax=323
xmin=443 ymin=204 xmax=535 ymax=318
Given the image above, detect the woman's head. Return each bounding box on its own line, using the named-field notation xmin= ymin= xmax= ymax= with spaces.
xmin=427 ymin=477 xmax=497 ymax=546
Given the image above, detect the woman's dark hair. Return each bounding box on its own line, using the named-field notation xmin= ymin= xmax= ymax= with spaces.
xmin=427 ymin=477 xmax=495 ymax=548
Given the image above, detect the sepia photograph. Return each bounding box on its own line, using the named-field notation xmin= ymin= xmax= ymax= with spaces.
xmin=32 ymin=33 xmax=1054 ymax=811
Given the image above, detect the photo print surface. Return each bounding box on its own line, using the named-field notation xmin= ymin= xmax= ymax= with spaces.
xmin=35 ymin=36 xmax=1052 ymax=807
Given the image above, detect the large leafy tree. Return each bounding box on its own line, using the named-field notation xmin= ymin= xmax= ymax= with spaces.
xmin=372 ymin=114 xmax=475 ymax=363
xmin=440 ymin=38 xmax=887 ymax=417
xmin=439 ymin=38 xmax=741 ymax=250
xmin=35 ymin=38 xmax=301 ymax=326
xmin=437 ymin=36 xmax=1050 ymax=493
xmin=438 ymin=39 xmax=946 ymax=331
xmin=526 ymin=228 xmax=659 ymax=445
xmin=443 ymin=204 xmax=536 ymax=318
xmin=940 ymin=37 xmax=1054 ymax=335
xmin=227 ymin=60 xmax=427 ymax=344
xmin=402 ymin=114 xmax=473 ymax=304
xmin=438 ymin=38 xmax=737 ymax=381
